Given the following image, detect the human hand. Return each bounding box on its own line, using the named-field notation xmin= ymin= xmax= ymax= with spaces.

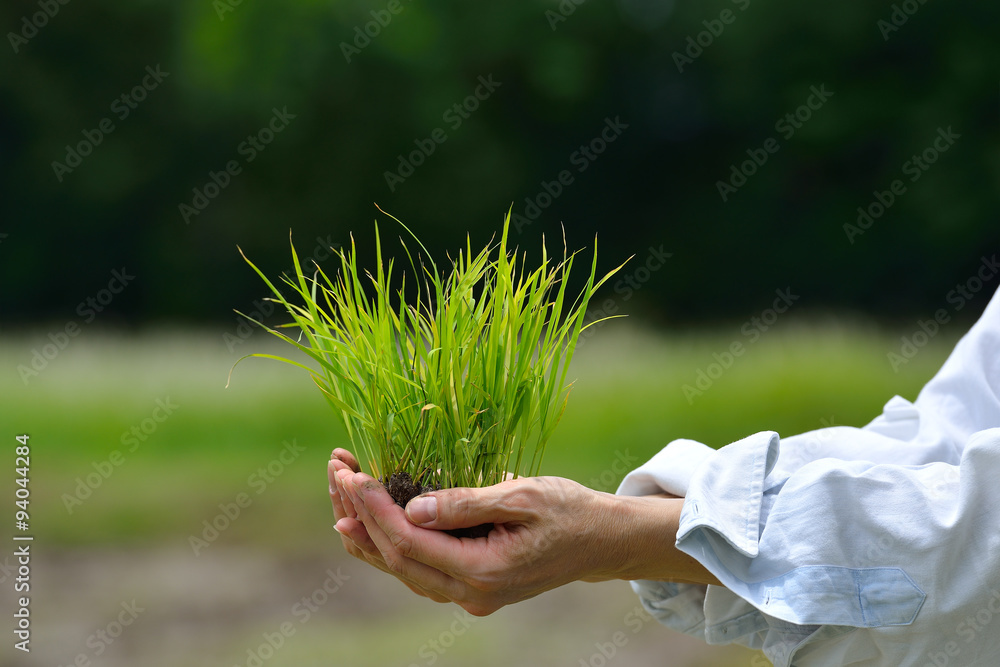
xmin=340 ymin=471 xmax=608 ymax=615
xmin=329 ymin=458 xmax=719 ymax=616
xmin=327 ymin=449 xmax=451 ymax=603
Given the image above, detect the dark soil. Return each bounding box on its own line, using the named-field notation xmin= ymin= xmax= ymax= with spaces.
xmin=383 ymin=471 xmax=493 ymax=539
xmin=385 ymin=471 xmax=439 ymax=508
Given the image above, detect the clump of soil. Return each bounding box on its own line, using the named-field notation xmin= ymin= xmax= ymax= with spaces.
xmin=385 ymin=471 xmax=439 ymax=508
xmin=383 ymin=471 xmax=493 ymax=539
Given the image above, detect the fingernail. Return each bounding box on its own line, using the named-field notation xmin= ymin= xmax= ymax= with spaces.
xmin=406 ymin=495 xmax=437 ymax=525
xmin=330 ymin=450 xmax=341 ymax=461
xmin=330 ymin=484 xmax=339 ymax=497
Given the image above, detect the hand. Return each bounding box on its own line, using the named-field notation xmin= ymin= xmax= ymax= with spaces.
xmin=329 ymin=453 xmax=720 ymax=616
xmin=327 ymin=449 xmax=451 ymax=603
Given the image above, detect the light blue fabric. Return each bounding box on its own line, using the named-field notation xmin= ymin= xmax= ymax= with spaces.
xmin=618 ymin=283 xmax=1000 ymax=666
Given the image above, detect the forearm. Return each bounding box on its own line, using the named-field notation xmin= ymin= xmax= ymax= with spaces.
xmin=584 ymin=493 xmax=721 ymax=587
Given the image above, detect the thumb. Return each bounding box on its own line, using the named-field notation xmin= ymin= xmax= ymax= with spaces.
xmin=405 ymin=482 xmax=526 ymax=530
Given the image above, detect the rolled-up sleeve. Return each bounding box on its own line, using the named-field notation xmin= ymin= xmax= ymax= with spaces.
xmin=617 ymin=285 xmax=1000 ymax=666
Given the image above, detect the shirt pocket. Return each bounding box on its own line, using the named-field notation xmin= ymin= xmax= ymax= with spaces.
xmin=749 ymin=565 xmax=926 ymax=628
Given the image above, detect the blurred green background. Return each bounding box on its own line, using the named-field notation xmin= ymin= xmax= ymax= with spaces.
xmin=1 ymin=0 xmax=998 ymax=326
xmin=1 ymin=0 xmax=997 ymax=665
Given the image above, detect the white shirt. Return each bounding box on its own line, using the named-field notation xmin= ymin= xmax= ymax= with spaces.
xmin=617 ymin=283 xmax=1000 ymax=667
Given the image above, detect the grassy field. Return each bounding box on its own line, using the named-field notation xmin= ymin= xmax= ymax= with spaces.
xmin=3 ymin=318 xmax=954 ymax=545
xmin=1 ymin=319 xmax=958 ymax=667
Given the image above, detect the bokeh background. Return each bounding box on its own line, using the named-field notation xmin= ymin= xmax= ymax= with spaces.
xmin=1 ymin=0 xmax=998 ymax=665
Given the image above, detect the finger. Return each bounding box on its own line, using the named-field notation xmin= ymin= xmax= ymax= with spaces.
xmin=333 ymin=478 xmax=454 ymax=603
xmin=328 ymin=460 xmax=350 ymax=519
xmin=404 ymin=478 xmax=536 ymax=531
xmin=336 ymin=516 xmax=381 ymax=555
xmin=336 ymin=514 xmax=395 ymax=572
xmin=330 ymin=458 xmax=356 ymax=489
xmin=336 ymin=468 xmax=358 ymax=519
xmin=337 ymin=514 xmax=451 ymax=603
xmin=352 ymin=475 xmax=470 ymax=599
xmin=335 ymin=524 xmax=374 ymax=562
xmin=331 ymin=448 xmax=361 ymax=472
xmin=349 ymin=480 xmax=461 ymax=603
xmin=402 ymin=580 xmax=450 ymax=602
xmin=329 ymin=449 xmax=364 ymax=520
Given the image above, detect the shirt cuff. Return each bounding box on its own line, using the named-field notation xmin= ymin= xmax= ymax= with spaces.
xmin=615 ymin=439 xmax=716 ymax=498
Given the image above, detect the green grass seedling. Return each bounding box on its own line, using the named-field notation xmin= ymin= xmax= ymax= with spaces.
xmin=230 ymin=209 xmax=626 ymax=493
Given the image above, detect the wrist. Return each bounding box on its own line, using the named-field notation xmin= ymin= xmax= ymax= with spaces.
xmin=585 ymin=492 xmax=720 ymax=586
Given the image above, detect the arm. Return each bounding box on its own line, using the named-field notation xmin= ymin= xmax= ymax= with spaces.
xmin=637 ymin=426 xmax=1000 ymax=666
xmin=329 ymin=454 xmax=719 ymax=616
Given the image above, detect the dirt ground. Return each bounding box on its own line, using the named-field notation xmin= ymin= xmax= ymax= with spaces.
xmin=4 ymin=545 xmax=765 ymax=667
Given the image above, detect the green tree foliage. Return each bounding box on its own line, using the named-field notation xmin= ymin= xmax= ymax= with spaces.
xmin=1 ymin=0 xmax=997 ymax=327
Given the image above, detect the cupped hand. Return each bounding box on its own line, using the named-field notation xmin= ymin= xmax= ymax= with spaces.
xmin=362 ymin=472 xmax=613 ymax=615
xmin=327 ymin=449 xmax=450 ymax=602
xmin=328 ymin=450 xmax=719 ymax=616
